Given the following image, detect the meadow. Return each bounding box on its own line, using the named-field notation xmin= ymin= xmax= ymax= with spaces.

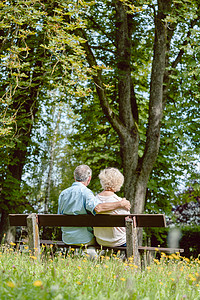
xmin=0 ymin=242 xmax=200 ymax=300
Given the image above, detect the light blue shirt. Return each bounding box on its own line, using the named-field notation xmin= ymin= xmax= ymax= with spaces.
xmin=58 ymin=182 xmax=101 ymax=245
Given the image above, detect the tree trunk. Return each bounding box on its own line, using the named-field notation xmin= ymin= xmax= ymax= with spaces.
xmin=77 ymin=0 xmax=170 ymax=214
xmin=118 ymin=0 xmax=169 ymax=213
xmin=0 ymin=76 xmax=42 ymax=243
xmin=0 ymin=211 xmax=16 ymax=243
xmin=44 ymin=108 xmax=61 ymax=214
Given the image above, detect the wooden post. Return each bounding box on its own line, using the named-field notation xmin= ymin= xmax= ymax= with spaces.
xmin=125 ymin=216 xmax=140 ymax=266
xmin=27 ymin=213 xmax=40 ymax=256
xmin=126 ymin=217 xmax=134 ymax=258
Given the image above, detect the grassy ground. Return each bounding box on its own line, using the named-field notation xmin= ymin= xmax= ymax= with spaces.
xmin=0 ymin=243 xmax=200 ymax=300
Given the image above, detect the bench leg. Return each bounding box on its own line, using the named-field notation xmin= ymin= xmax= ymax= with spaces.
xmin=27 ymin=213 xmax=40 ymax=256
xmin=125 ymin=217 xmax=140 ymax=267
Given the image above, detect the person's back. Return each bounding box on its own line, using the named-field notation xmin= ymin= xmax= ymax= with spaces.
xmin=94 ymin=168 xmax=130 ymax=247
xmin=94 ymin=193 xmax=129 ymax=247
xmin=58 ymin=181 xmax=99 ymax=245
xmin=58 ymin=165 xmax=100 ymax=245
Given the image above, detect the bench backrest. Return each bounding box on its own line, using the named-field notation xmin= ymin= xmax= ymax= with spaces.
xmin=9 ymin=214 xmax=166 ymax=228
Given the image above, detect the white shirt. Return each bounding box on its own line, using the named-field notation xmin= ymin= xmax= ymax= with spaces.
xmin=94 ymin=194 xmax=130 ymax=247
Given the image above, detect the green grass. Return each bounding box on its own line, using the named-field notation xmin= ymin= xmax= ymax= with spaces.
xmin=0 ymin=243 xmax=200 ymax=300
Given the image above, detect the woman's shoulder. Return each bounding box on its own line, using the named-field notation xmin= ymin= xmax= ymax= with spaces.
xmin=96 ymin=193 xmax=121 ymax=202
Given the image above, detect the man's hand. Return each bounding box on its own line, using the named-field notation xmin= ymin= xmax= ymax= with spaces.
xmin=120 ymin=198 xmax=131 ymax=211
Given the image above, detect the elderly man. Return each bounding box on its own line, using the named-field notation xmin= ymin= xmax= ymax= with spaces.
xmin=58 ymin=164 xmax=130 ymax=246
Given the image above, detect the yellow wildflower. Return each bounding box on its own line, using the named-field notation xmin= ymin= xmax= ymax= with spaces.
xmin=170 ymin=278 xmax=175 ymax=281
xmin=183 ymin=257 xmax=190 ymax=263
xmin=30 ymin=255 xmax=37 ymax=260
xmin=76 ymin=281 xmax=82 ymax=285
xmin=188 ymin=274 xmax=196 ymax=281
xmin=10 ymin=242 xmax=16 ymax=246
xmin=146 ymin=266 xmax=151 ymax=270
xmin=33 ymin=280 xmax=43 ymax=287
xmin=128 ymin=257 xmax=134 ymax=261
xmin=154 ymin=259 xmax=160 ymax=264
xmin=6 ymin=281 xmax=15 ymax=288
xmin=171 ymin=253 xmax=180 ymax=260
xmin=120 ymin=278 xmax=126 ymax=281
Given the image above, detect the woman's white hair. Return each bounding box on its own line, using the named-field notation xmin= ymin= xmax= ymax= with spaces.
xmin=74 ymin=165 xmax=92 ymax=182
xmin=99 ymin=167 xmax=124 ymax=192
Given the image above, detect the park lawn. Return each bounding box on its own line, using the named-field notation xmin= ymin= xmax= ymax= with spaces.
xmin=0 ymin=244 xmax=200 ymax=300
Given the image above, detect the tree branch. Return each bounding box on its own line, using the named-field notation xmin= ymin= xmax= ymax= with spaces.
xmin=142 ymin=0 xmax=170 ymax=177
xmin=85 ymin=14 xmax=116 ymax=48
xmin=76 ymin=28 xmax=126 ymax=136
xmin=163 ymin=15 xmax=200 ymax=105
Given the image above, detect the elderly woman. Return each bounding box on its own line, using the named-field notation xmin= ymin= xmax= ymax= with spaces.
xmin=94 ymin=167 xmax=130 ymax=247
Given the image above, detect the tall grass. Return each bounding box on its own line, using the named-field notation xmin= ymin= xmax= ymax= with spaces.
xmin=0 ymin=242 xmax=200 ymax=300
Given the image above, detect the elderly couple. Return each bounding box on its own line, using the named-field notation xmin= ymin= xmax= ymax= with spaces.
xmin=58 ymin=165 xmax=130 ymax=248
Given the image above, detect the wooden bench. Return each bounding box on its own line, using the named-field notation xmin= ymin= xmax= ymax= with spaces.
xmin=9 ymin=213 xmax=184 ymax=266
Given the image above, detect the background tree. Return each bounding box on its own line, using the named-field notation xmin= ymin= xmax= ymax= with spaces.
xmin=0 ymin=0 xmax=90 ymax=242
xmin=72 ymin=0 xmax=200 ymax=216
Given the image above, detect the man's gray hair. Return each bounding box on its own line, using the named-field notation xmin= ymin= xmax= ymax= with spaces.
xmin=74 ymin=165 xmax=92 ymax=182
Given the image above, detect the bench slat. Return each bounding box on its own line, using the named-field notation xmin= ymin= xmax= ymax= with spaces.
xmin=9 ymin=214 xmax=28 ymax=226
xmin=9 ymin=214 xmax=166 ymax=227
xmin=39 ymin=240 xmax=184 ymax=253
xmin=15 ymin=239 xmax=184 ymax=253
